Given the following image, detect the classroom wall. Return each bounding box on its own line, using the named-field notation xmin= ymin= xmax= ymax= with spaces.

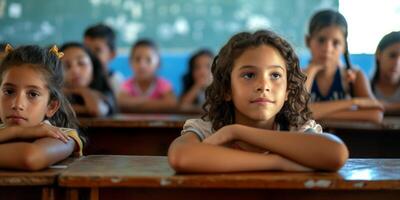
xmin=110 ymin=53 xmax=376 ymax=96
xmin=0 ymin=0 xmax=338 ymax=53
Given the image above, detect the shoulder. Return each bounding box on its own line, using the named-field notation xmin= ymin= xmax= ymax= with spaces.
xmin=291 ymin=120 xmax=323 ymax=134
xmin=60 ymin=128 xmax=84 ymax=157
xmin=181 ymin=118 xmax=213 ymax=141
xmin=155 ymin=77 xmax=172 ymax=91
xmin=156 ymin=77 xmax=172 ymax=86
xmin=121 ymin=78 xmax=135 ymax=91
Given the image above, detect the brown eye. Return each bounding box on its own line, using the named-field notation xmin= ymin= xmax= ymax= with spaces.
xmin=388 ymin=52 xmax=398 ymax=59
xmin=332 ymin=39 xmax=342 ymax=48
xmin=271 ymin=72 xmax=282 ymax=80
xmin=317 ymin=37 xmax=326 ymax=44
xmin=2 ymin=88 xmax=14 ymax=96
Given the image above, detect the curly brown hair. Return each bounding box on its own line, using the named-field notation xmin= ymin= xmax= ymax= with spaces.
xmin=202 ymin=30 xmax=312 ymax=131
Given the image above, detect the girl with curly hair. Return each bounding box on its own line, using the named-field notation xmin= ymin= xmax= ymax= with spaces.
xmin=168 ymin=30 xmax=348 ymax=173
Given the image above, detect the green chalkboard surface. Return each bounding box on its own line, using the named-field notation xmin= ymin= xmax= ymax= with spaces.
xmin=0 ymin=0 xmax=337 ymax=52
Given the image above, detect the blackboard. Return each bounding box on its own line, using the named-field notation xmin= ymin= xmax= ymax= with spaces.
xmin=0 ymin=0 xmax=338 ymax=53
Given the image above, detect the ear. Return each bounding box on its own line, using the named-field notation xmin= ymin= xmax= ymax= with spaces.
xmin=46 ymin=100 xmax=60 ymax=118
xmin=376 ymin=50 xmax=382 ymax=63
xmin=305 ymin=35 xmax=311 ymax=48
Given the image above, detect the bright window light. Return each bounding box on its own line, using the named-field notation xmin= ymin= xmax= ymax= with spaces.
xmin=339 ymin=0 xmax=400 ymax=54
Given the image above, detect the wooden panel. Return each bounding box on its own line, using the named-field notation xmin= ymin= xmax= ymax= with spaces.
xmin=59 ymin=155 xmax=400 ymax=189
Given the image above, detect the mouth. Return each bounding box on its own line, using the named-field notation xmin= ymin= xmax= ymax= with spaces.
xmin=6 ymin=115 xmax=28 ymax=123
xmin=250 ymin=98 xmax=275 ymax=104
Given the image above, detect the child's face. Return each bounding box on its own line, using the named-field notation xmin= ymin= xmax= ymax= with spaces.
xmin=84 ymin=37 xmax=114 ymax=69
xmin=0 ymin=66 xmax=59 ymax=127
xmin=377 ymin=42 xmax=400 ymax=82
xmin=229 ymin=45 xmax=288 ymax=125
xmin=308 ymin=25 xmax=345 ymax=67
xmin=193 ymin=54 xmax=213 ymax=85
xmin=62 ymin=47 xmax=94 ymax=87
xmin=130 ymin=46 xmax=159 ymax=81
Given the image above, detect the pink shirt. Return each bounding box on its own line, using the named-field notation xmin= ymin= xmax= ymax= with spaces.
xmin=121 ymin=77 xmax=172 ymax=99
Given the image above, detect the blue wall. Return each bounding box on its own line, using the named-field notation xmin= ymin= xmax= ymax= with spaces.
xmin=110 ymin=53 xmax=376 ymax=96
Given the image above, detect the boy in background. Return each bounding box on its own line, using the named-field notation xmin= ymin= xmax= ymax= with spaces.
xmin=84 ymin=24 xmax=124 ymax=95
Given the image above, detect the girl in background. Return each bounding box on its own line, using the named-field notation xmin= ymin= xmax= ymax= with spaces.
xmin=118 ymin=39 xmax=177 ymax=112
xmin=180 ymin=49 xmax=214 ymax=110
xmin=61 ymin=42 xmax=116 ymax=117
xmin=304 ymin=10 xmax=383 ymax=123
xmin=371 ymin=31 xmax=400 ymax=115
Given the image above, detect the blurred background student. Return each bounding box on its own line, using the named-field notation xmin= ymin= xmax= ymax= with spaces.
xmin=180 ymin=49 xmax=213 ymax=111
xmin=84 ymin=24 xmax=124 ymax=95
xmin=303 ymin=10 xmax=383 ymax=123
xmin=371 ymin=31 xmax=400 ymax=115
xmin=61 ymin=42 xmax=116 ymax=117
xmin=118 ymin=39 xmax=177 ymax=112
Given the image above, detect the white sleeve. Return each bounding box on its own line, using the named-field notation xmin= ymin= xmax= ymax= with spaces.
xmin=181 ymin=119 xmax=213 ymax=141
xmin=296 ymin=120 xmax=323 ymax=134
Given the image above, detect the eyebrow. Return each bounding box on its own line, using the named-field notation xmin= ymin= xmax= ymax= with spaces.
xmin=2 ymin=83 xmax=44 ymax=90
xmin=238 ymin=65 xmax=285 ymax=71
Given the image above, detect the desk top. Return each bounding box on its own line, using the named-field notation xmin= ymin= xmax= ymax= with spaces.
xmin=320 ymin=117 xmax=400 ymax=131
xmin=0 ymin=158 xmax=76 ymax=186
xmin=59 ymin=155 xmax=400 ymax=189
xmin=79 ymin=114 xmax=199 ymax=128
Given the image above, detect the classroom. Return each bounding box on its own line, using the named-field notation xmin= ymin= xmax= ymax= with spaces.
xmin=0 ymin=0 xmax=399 ymax=199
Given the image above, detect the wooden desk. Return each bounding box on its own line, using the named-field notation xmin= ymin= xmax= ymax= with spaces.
xmin=321 ymin=117 xmax=400 ymax=158
xmin=78 ymin=114 xmax=197 ymax=155
xmin=0 ymin=158 xmax=77 ymax=200
xmin=59 ymin=155 xmax=400 ymax=200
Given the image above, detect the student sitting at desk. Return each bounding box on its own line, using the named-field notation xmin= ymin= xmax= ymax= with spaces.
xmin=168 ymin=30 xmax=348 ymax=173
xmin=0 ymin=45 xmax=83 ymax=171
xmin=303 ymin=10 xmax=383 ymax=123
xmin=118 ymin=39 xmax=177 ymax=112
xmin=180 ymin=49 xmax=214 ymax=111
xmin=371 ymin=31 xmax=400 ymax=115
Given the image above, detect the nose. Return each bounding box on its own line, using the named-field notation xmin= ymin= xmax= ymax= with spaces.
xmin=11 ymin=93 xmax=25 ymax=111
xmin=69 ymin=64 xmax=80 ymax=75
xmin=256 ymin=75 xmax=271 ymax=93
xmin=396 ymin=56 xmax=400 ymax=66
xmin=322 ymin=41 xmax=333 ymax=53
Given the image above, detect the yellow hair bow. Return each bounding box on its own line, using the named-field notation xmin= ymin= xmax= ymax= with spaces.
xmin=4 ymin=44 xmax=13 ymax=54
xmin=49 ymin=45 xmax=64 ymax=59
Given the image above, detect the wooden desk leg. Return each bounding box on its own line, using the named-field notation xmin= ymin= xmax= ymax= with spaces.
xmin=90 ymin=188 xmax=99 ymax=200
xmin=67 ymin=189 xmax=79 ymax=200
xmin=42 ymin=187 xmax=54 ymax=200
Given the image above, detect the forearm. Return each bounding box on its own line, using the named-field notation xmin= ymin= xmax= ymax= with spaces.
xmin=169 ymin=140 xmax=287 ymax=173
xmin=0 ymin=127 xmax=19 ymax=143
xmin=0 ymin=138 xmax=74 ymax=171
xmin=383 ymin=102 xmax=400 ymax=114
xmin=320 ymin=109 xmax=383 ymax=124
xmin=180 ymin=87 xmax=202 ymax=107
xmin=80 ymin=91 xmax=110 ymax=117
xmin=119 ymin=96 xmax=177 ymax=113
xmin=309 ymin=100 xmax=354 ymax=119
xmin=304 ymin=67 xmax=319 ymax=92
xmin=233 ymin=125 xmax=348 ymax=171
